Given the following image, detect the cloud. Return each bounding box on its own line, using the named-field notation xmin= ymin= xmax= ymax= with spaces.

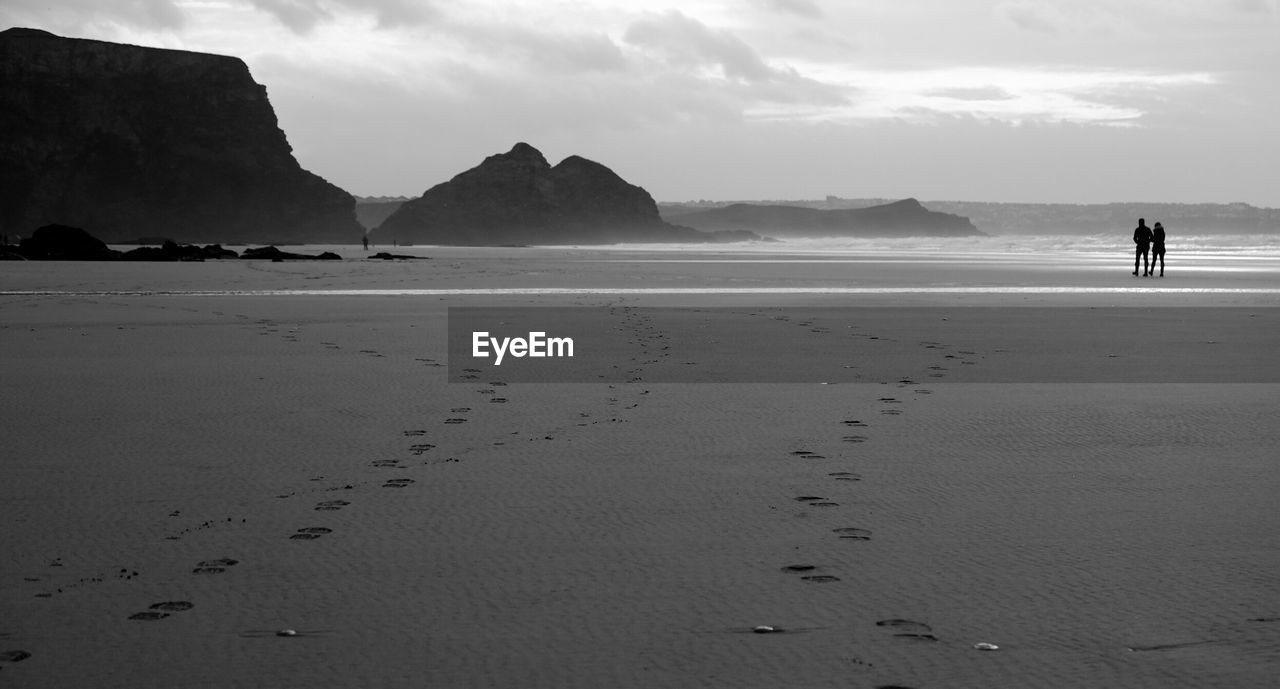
xmin=0 ymin=0 xmax=434 ymax=35
xmin=752 ymin=0 xmax=824 ymax=19
xmin=749 ymin=66 xmax=1218 ymax=126
xmin=1229 ymin=0 xmax=1277 ymax=13
xmin=1 ymin=0 xmax=187 ymax=30
xmin=995 ymin=1 xmax=1064 ymax=36
xmin=449 ymin=23 xmax=628 ymax=75
xmin=621 ymin=10 xmax=848 ymax=110
xmin=624 ymin=10 xmax=779 ymax=82
xmin=928 ymin=86 xmax=1015 ymax=101
xmin=245 ymin=0 xmax=434 ymax=33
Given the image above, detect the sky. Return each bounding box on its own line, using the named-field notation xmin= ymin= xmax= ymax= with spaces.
xmin=4 ymin=0 xmax=1278 ymax=205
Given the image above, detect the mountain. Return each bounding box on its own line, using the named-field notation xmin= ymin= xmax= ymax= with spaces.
xmin=0 ymin=28 xmax=363 ymax=244
xmin=663 ymin=198 xmax=983 ymax=237
xmin=371 ymin=143 xmax=757 ymax=245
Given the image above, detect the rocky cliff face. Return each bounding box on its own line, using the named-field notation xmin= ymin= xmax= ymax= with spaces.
xmin=0 ymin=28 xmax=362 ymax=244
xmin=373 ymin=143 xmax=749 ymax=245
xmin=667 ymin=198 xmax=983 ymax=238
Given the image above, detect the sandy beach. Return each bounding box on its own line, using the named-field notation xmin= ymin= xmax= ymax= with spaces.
xmin=1 ymin=244 xmax=1277 ymax=688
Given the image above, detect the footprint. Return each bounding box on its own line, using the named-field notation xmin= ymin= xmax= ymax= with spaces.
xmin=451 ymin=407 xmax=472 ymax=413
xmin=290 ymin=527 xmax=332 ymax=540
xmin=149 ymin=601 xmax=194 ymax=612
xmin=810 ymin=502 xmax=840 ymax=507
xmin=876 ymin=619 xmax=938 ymax=641
xmin=833 ymin=527 xmax=872 ymax=540
xmin=781 ymin=564 xmax=817 ymax=572
xmin=0 ymin=650 xmax=32 ymax=663
xmin=880 ymin=409 xmax=903 ymax=416
xmin=801 ymin=575 xmax=841 ymax=583
xmin=192 ymin=558 xmax=239 ymax=574
xmin=315 ymin=500 xmax=350 ymax=511
xmin=794 ymin=496 xmax=826 ymax=502
xmin=842 ymin=435 xmax=868 ymax=443
xmin=841 ymin=420 xmax=867 ymax=426
xmin=383 ymin=478 xmax=415 ymax=488
xmin=126 ymin=600 xmax=193 ymax=619
xmin=371 ymin=459 xmax=401 ymax=467
xmin=403 ymin=430 xmax=426 ymax=436
xmin=489 ymin=398 xmax=508 ymax=403
xmin=828 ymin=472 xmax=862 ymax=481
xmin=444 ymin=418 xmax=467 ymax=424
xmin=409 ymin=444 xmax=436 ymax=455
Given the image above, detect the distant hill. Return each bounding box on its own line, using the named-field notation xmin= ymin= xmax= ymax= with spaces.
xmin=922 ymin=201 xmax=1280 ymax=235
xmin=662 ymin=197 xmax=1280 ymax=235
xmin=354 ymin=199 xmax=410 ymax=231
xmin=0 ymin=28 xmax=362 ymax=244
xmin=371 ymin=143 xmax=757 ymax=245
xmin=661 ymin=199 xmax=983 ymax=238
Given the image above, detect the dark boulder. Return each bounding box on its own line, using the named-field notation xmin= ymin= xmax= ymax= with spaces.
xmin=370 ymin=252 xmax=430 ymax=260
xmin=17 ymin=224 xmax=121 ymax=260
xmin=122 ymin=241 xmax=240 ymax=261
xmin=241 ymin=246 xmax=342 ymax=260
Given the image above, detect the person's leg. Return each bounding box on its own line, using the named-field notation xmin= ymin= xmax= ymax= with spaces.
xmin=1135 ymin=247 xmax=1141 ymax=275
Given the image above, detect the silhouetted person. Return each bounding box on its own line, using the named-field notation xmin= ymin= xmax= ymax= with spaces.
xmin=362 ymin=235 xmax=369 ymax=251
xmin=1133 ymin=218 xmax=1153 ymax=276
xmin=1151 ymin=221 xmax=1166 ymax=277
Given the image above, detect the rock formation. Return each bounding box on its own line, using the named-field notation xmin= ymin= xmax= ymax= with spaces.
xmin=667 ymin=199 xmax=984 ymax=238
xmin=0 ymin=28 xmax=363 ymax=244
xmin=17 ymin=224 xmax=122 ymax=260
xmin=121 ymin=241 xmax=239 ymax=261
xmin=239 ymin=246 xmax=342 ymax=260
xmin=8 ymin=223 xmax=343 ymax=261
xmin=372 ymin=143 xmax=757 ymax=245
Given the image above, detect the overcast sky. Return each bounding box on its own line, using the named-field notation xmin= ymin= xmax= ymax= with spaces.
xmin=4 ymin=1 xmax=1278 ymax=205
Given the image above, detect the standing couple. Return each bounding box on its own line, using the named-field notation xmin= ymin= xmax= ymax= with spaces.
xmin=1133 ymin=218 xmax=1166 ymax=277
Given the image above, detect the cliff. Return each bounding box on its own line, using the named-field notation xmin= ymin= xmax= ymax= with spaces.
xmin=665 ymin=198 xmax=984 ymax=238
xmin=372 ymin=143 xmax=756 ymax=245
xmin=0 ymin=28 xmax=363 ymax=244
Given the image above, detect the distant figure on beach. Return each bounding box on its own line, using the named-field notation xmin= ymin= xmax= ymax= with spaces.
xmin=362 ymin=235 xmax=369 ymax=251
xmin=1151 ymin=222 xmax=1166 ymax=277
xmin=1133 ymin=218 xmax=1153 ymax=276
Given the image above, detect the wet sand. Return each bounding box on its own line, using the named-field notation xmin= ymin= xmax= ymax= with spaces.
xmin=1 ymin=247 xmax=1277 ymax=688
